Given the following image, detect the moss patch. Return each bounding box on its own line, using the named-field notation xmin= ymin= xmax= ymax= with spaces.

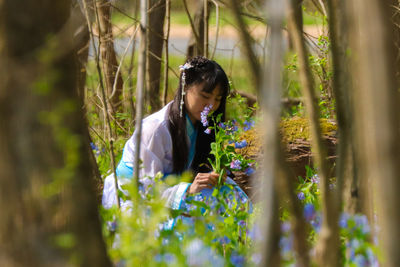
xmin=280 ymin=117 xmax=337 ymax=143
xmin=237 ymin=117 xmax=337 ymax=159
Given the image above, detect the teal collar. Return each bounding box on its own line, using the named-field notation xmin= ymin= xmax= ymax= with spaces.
xmin=185 ymin=114 xmax=198 ymax=169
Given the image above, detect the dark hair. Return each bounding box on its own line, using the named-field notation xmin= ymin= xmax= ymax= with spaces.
xmin=168 ymin=56 xmax=230 ymax=174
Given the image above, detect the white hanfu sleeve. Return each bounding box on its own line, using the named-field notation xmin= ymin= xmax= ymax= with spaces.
xmin=102 ymin=120 xmax=191 ymax=211
xmin=139 ymin=124 xmax=191 ymax=210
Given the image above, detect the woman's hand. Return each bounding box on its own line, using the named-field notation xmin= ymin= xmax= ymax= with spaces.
xmin=188 ymin=171 xmax=221 ymax=194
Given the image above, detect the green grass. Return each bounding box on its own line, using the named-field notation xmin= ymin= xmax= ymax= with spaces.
xmin=111 ymin=8 xmax=324 ymax=29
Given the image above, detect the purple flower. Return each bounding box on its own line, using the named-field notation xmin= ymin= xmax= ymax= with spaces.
xmin=204 ymin=128 xmax=212 ymax=134
xmin=235 ymin=140 xmax=247 ymax=149
xmin=297 ymin=192 xmax=305 ymax=201
xmin=230 ymin=159 xmax=241 ymax=170
xmin=238 ymin=220 xmax=246 ymax=227
xmin=281 ymin=222 xmax=291 ymax=233
xmin=218 ymin=122 xmax=226 ymax=129
xmin=179 ymin=62 xmax=192 ymax=71
xmin=243 ymin=119 xmax=255 ymax=131
xmin=200 ymin=104 xmax=213 ymax=127
xmin=329 ymin=183 xmax=336 ymax=190
xmin=244 ymin=167 xmax=255 ymax=176
xmin=303 ymin=203 xmax=315 ymax=221
xmin=311 ymin=175 xmax=319 ymax=184
xmin=251 ymin=253 xmax=262 ymax=265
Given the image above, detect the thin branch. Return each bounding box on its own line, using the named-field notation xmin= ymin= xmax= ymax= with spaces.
xmin=204 ymin=0 xmax=209 ymax=57
xmin=82 ymin=0 xmax=120 ymax=208
xmin=162 ymin=0 xmax=171 ymax=106
xmin=228 ymin=0 xmax=261 ymax=94
xmin=210 ymin=0 xmax=220 ymax=60
xmin=110 ymin=25 xmax=139 ymax=99
xmin=133 ymin=0 xmax=148 ymax=190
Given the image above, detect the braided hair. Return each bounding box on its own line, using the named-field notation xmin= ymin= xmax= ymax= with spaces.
xmin=168 ymin=56 xmax=230 ymax=174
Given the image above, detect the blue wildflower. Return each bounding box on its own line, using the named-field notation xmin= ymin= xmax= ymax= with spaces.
xmin=230 ymin=159 xmax=241 ymax=170
xmin=354 ymin=215 xmax=370 ymax=234
xmin=90 ymin=142 xmax=98 ymax=150
xmin=238 ymin=220 xmax=246 ymax=227
xmin=90 ymin=142 xmax=101 ymax=156
xmin=207 ymin=223 xmax=215 ymax=231
xmin=235 ymin=140 xmax=247 ymax=149
xmin=297 ymin=192 xmax=305 ymax=201
xmin=279 ymin=236 xmax=293 ymax=255
xmin=200 ymin=104 xmax=213 ymax=127
xmin=353 ymin=255 xmax=367 ymax=267
xmin=220 ymin=236 xmax=231 ymax=244
xmin=311 ymin=215 xmax=322 ymax=232
xmin=339 ymin=212 xmax=350 ymax=228
xmin=244 ymin=167 xmax=255 ymax=176
xmin=164 ymin=254 xmax=176 ymax=264
xmin=230 ymin=253 xmax=245 ymax=267
xmin=107 ymin=221 xmax=117 ymax=232
xmin=185 ymin=239 xmax=224 ymax=267
xmin=154 ymin=253 xmax=176 ymax=264
xmin=247 ymin=223 xmax=262 ymax=242
xmin=154 ymin=254 xmax=163 ymax=262
xmin=243 ymin=119 xmax=255 ymax=131
xmin=204 ymin=128 xmax=211 ymax=134
xmin=281 ymin=221 xmax=291 ymax=233
xmin=303 ymin=203 xmax=315 ymax=221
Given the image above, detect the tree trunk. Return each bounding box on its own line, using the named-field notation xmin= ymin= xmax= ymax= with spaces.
xmin=287 ymin=1 xmax=340 ymax=266
xmin=389 ymin=0 xmax=400 ymax=87
xmin=258 ymin=1 xmax=285 ymax=265
xmin=186 ymin=0 xmax=205 ymax=58
xmin=146 ymin=0 xmax=166 ymax=111
xmin=0 ymin=1 xmax=112 ymax=265
xmin=349 ymin=0 xmax=400 ymax=266
xmin=326 ymin=0 xmax=350 ymax=217
xmin=96 ymin=0 xmax=123 ymax=113
xmin=72 ymin=0 xmax=103 ymax=203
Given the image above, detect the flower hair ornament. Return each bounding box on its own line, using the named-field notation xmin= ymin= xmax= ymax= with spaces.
xmin=179 ymin=62 xmax=193 ymax=117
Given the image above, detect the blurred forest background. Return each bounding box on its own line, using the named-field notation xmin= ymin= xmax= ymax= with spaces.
xmin=1 ymin=0 xmax=400 ymax=266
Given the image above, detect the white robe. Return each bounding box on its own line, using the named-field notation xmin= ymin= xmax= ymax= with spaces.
xmin=102 ymin=102 xmax=192 ymax=211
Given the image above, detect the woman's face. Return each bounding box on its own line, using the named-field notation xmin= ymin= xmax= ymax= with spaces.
xmin=184 ymin=82 xmax=223 ymax=123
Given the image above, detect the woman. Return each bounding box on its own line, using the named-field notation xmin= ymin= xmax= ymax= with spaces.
xmin=102 ymin=56 xmax=249 ymax=221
